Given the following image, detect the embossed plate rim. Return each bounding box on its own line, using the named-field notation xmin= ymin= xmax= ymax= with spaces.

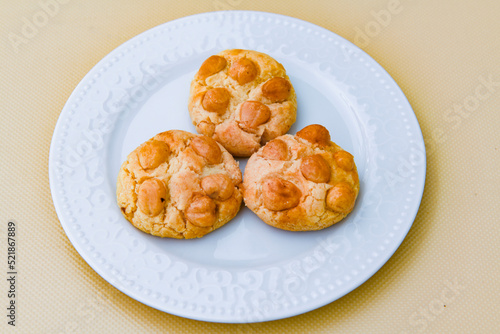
xmin=49 ymin=10 xmax=426 ymax=323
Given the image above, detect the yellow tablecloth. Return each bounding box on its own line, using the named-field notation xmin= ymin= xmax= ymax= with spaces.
xmin=1 ymin=1 xmax=499 ymax=332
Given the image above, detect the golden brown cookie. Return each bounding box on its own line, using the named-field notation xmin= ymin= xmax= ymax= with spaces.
xmin=116 ymin=130 xmax=243 ymax=239
xmin=242 ymin=125 xmax=359 ymax=231
xmin=188 ymin=49 xmax=297 ymax=157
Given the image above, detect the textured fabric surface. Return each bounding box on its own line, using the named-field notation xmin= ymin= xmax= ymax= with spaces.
xmin=1 ymin=0 xmax=499 ymax=333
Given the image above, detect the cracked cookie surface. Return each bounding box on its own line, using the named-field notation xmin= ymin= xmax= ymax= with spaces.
xmin=117 ymin=130 xmax=242 ymax=239
xmin=242 ymin=125 xmax=359 ymax=231
xmin=188 ymin=49 xmax=297 ymax=157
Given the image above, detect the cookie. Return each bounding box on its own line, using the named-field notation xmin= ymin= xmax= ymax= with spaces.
xmin=188 ymin=49 xmax=297 ymax=157
xmin=242 ymin=125 xmax=359 ymax=231
xmin=116 ymin=130 xmax=243 ymax=239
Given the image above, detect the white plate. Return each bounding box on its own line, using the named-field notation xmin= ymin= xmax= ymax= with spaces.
xmin=49 ymin=11 xmax=426 ymax=323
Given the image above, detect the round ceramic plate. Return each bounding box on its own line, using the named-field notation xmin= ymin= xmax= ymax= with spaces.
xmin=49 ymin=11 xmax=426 ymax=323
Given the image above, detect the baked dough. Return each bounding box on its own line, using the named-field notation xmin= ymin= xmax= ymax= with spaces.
xmin=116 ymin=130 xmax=243 ymax=239
xmin=242 ymin=125 xmax=359 ymax=231
xmin=188 ymin=49 xmax=297 ymax=157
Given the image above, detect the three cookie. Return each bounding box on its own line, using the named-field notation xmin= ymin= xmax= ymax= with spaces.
xmin=188 ymin=49 xmax=297 ymax=157
xmin=116 ymin=130 xmax=242 ymax=239
xmin=117 ymin=49 xmax=359 ymax=238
